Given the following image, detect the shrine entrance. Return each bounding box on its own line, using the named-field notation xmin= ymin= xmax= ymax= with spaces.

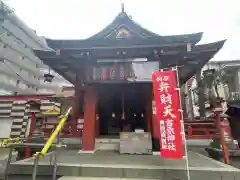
xmin=96 ymin=83 xmax=151 ymax=137
xmin=34 ymin=7 xmax=225 ymax=152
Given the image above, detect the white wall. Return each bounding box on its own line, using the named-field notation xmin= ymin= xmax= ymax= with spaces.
xmin=186 ymin=62 xmax=240 ymax=118
xmin=0 ymin=119 xmax=13 ymax=138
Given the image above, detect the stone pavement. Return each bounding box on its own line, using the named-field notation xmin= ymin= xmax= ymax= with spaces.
xmin=8 ymin=150 xmax=240 ymax=180
xmin=11 ymin=150 xmax=235 ymax=169
xmin=59 ymin=177 xmax=158 ymax=180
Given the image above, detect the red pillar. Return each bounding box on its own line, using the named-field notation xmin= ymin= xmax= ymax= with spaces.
xmin=82 ymin=87 xmax=97 ymax=151
xmin=25 ymin=112 xmax=36 ymax=158
xmin=215 ymin=110 xmax=230 ymax=164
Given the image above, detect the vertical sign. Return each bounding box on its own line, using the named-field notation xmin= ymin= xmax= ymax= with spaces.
xmin=152 ymin=70 xmax=183 ymax=159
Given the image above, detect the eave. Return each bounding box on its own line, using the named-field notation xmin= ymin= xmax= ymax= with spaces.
xmin=33 ymin=40 xmax=226 ymax=85
xmin=178 ymin=40 xmax=226 ymax=84
xmin=46 ymin=35 xmax=202 ymax=51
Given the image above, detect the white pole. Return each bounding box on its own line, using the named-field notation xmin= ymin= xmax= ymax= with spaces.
xmin=173 ymin=66 xmax=191 ymax=180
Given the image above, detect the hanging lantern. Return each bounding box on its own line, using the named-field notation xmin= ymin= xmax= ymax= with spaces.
xmin=44 ymin=68 xmax=54 ymax=82
xmin=112 ymin=113 xmax=115 ymax=118
xmin=44 ymin=73 xmax=54 ymax=82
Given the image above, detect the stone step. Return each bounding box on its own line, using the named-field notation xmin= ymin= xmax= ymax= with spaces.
xmin=58 ymin=177 xmax=157 ymax=180
xmin=8 ymin=150 xmax=240 ymax=180
xmin=6 ymin=175 xmax=61 ymax=180
xmin=9 ymin=163 xmax=239 ymax=180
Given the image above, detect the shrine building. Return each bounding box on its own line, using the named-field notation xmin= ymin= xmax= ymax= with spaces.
xmin=33 ymin=7 xmax=225 ymax=152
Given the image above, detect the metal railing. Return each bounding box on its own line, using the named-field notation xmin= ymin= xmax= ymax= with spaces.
xmin=2 ymin=107 xmax=72 ymax=180
xmin=31 ymin=107 xmax=72 ymax=180
xmin=1 ymin=136 xmax=44 ymax=180
xmin=3 ymin=142 xmax=63 ymax=180
xmin=2 ymin=107 xmax=71 ymax=180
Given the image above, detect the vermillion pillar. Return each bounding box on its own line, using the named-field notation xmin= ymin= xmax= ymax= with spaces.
xmin=82 ymin=86 xmax=97 ymax=152
xmin=25 ymin=112 xmax=36 ymax=158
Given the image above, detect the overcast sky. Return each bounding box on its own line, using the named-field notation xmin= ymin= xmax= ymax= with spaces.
xmin=7 ymin=0 xmax=240 ymax=61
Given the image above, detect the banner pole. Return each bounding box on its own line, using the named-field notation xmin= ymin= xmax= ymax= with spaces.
xmin=173 ymin=66 xmax=191 ymax=180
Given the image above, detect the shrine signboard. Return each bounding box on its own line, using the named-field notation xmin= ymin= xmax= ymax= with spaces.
xmin=152 ymin=70 xmax=183 ymax=159
xmin=89 ymin=64 xmax=135 ymax=81
xmin=87 ymin=61 xmax=159 ymax=82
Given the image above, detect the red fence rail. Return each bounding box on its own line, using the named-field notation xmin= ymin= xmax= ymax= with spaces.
xmin=184 ymin=121 xmax=216 ymax=139
xmin=40 ymin=121 xmax=82 ymax=138
xmin=36 ymin=120 xmax=217 ymax=140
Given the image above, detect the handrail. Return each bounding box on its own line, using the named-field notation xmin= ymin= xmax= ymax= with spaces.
xmin=39 ymin=107 xmax=72 ymax=157
xmin=31 ymin=107 xmax=71 ymax=180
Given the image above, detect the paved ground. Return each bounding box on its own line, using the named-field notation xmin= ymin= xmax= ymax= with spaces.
xmin=189 ymin=146 xmax=240 ymax=168
xmin=6 ymin=149 xmax=240 ymax=180
xmin=58 ymin=177 xmax=159 ymax=180
xmin=12 ymin=149 xmax=237 ymax=171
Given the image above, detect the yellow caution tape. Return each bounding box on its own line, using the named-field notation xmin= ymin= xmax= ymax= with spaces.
xmin=0 ymin=137 xmax=23 ymax=148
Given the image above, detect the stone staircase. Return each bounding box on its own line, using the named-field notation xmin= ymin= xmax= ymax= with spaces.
xmin=58 ymin=177 xmax=157 ymax=180
xmin=5 ymin=150 xmax=240 ymax=180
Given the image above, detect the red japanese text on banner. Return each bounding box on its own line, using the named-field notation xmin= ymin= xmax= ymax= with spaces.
xmin=152 ymin=70 xmax=183 ymax=159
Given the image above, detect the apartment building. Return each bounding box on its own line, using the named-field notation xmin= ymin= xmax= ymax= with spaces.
xmin=185 ymin=60 xmax=240 ymax=119
xmin=0 ymin=1 xmax=71 ymax=95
